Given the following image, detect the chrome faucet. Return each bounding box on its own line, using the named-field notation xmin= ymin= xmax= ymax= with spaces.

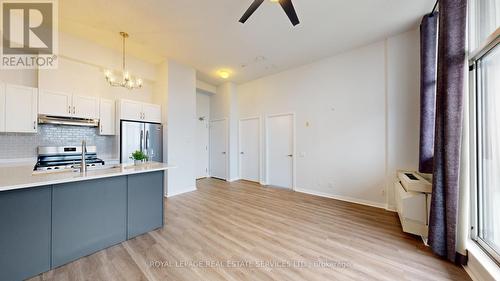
xmin=80 ymin=140 xmax=87 ymax=173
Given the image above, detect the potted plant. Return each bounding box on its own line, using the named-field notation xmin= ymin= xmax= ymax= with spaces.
xmin=130 ymin=150 xmax=148 ymax=165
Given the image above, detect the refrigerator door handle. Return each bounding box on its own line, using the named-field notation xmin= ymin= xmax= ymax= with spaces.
xmin=145 ymin=130 xmax=149 ymax=150
xmin=140 ymin=130 xmax=144 ymax=151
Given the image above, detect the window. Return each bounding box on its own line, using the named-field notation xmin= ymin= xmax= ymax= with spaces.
xmin=469 ymin=0 xmax=500 ymax=50
xmin=472 ymin=39 xmax=500 ymax=264
xmin=470 ymin=0 xmax=500 ymax=265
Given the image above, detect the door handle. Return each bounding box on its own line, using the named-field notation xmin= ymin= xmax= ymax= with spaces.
xmin=240 ymin=152 xmax=244 ymax=155
xmin=287 ymin=154 xmax=293 ymax=157
xmin=145 ymin=130 xmax=149 ymax=150
xmin=140 ymin=130 xmax=144 ymax=151
xmin=222 ymin=152 xmax=226 ymax=154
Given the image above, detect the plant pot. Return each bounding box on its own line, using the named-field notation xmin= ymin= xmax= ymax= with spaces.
xmin=134 ymin=160 xmax=142 ymax=166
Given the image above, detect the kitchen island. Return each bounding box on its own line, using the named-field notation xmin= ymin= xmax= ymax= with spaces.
xmin=0 ymin=162 xmax=171 ymax=281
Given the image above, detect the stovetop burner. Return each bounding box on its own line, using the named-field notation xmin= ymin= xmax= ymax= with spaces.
xmin=34 ymin=146 xmax=105 ymax=171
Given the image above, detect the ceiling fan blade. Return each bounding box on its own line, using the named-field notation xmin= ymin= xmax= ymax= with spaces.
xmin=279 ymin=0 xmax=300 ymax=26
xmin=239 ymin=0 xmax=265 ymax=23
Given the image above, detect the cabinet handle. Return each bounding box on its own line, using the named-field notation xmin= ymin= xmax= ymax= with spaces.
xmin=33 ymin=121 xmax=36 ymax=130
xmin=68 ymin=105 xmax=71 ymax=114
xmin=73 ymin=106 xmax=76 ymax=114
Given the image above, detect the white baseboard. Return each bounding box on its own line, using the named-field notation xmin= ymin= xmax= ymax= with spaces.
xmin=165 ymin=186 xmax=196 ymax=198
xmin=295 ymin=188 xmax=387 ymax=210
xmin=228 ymin=178 xmax=240 ymax=182
xmin=385 ymin=204 xmax=397 ymax=212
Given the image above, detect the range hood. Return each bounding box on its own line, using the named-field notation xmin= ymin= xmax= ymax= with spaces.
xmin=38 ymin=115 xmax=99 ymax=127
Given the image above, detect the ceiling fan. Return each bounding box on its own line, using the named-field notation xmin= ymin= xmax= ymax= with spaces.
xmin=239 ymin=0 xmax=300 ymax=26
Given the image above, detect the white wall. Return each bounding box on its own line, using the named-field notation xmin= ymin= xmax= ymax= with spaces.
xmin=161 ymin=60 xmax=197 ymax=197
xmin=237 ymin=41 xmax=387 ymax=207
xmin=231 ymin=29 xmax=420 ymax=208
xmin=211 ymin=82 xmax=239 ymax=180
xmin=386 ymin=30 xmax=421 ymax=209
xmin=196 ymin=80 xmax=216 ymax=95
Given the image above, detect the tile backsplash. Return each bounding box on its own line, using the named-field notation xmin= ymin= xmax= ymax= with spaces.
xmin=0 ymin=124 xmax=117 ymax=160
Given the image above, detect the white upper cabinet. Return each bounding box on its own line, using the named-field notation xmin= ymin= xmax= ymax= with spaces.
xmin=39 ymin=90 xmax=72 ymax=117
xmin=99 ymin=99 xmax=116 ymax=135
xmin=39 ymin=90 xmax=98 ymax=119
xmin=119 ymin=99 xmax=161 ymax=123
xmin=73 ymin=95 xmax=99 ymax=119
xmin=120 ymin=100 xmax=143 ymax=121
xmin=5 ymin=84 xmax=38 ymax=133
xmin=143 ymin=103 xmax=162 ymax=123
xmin=0 ymin=83 xmax=5 ymax=132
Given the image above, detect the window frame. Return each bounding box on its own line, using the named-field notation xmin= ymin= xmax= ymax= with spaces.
xmin=469 ymin=27 xmax=500 ymax=266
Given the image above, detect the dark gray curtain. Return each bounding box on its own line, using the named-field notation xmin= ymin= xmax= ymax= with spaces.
xmin=428 ymin=0 xmax=468 ymax=264
xmin=419 ymin=12 xmax=439 ymax=174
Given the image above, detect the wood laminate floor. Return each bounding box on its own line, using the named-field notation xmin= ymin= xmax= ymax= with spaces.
xmin=29 ymin=178 xmax=470 ymax=281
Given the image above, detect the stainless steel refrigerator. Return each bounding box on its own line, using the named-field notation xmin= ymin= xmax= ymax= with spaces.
xmin=120 ymin=121 xmax=163 ymax=164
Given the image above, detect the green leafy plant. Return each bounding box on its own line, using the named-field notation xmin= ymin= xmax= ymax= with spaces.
xmin=130 ymin=150 xmax=148 ymax=161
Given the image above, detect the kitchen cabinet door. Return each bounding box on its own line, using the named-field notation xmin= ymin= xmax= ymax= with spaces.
xmin=120 ymin=100 xmax=142 ymax=121
xmin=39 ymin=89 xmax=72 ymax=117
xmin=99 ymin=99 xmax=116 ymax=135
xmin=143 ymin=103 xmax=162 ymax=123
xmin=52 ymin=177 xmax=127 ymax=268
xmin=73 ymin=95 xmax=99 ymax=119
xmin=127 ymin=171 xmax=164 ymax=239
xmin=0 ymin=186 xmax=52 ymax=281
xmin=5 ymin=84 xmax=38 ymax=133
xmin=0 ymin=83 xmax=5 ymax=132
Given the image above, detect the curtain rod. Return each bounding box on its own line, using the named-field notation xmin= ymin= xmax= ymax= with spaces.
xmin=431 ymin=0 xmax=439 ymax=14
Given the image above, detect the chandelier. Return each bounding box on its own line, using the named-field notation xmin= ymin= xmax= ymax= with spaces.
xmin=104 ymin=32 xmax=143 ymax=90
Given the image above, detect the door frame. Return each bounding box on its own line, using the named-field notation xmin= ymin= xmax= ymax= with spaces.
xmin=209 ymin=118 xmax=229 ymax=180
xmin=238 ymin=116 xmax=262 ymax=183
xmin=265 ymin=112 xmax=296 ymax=190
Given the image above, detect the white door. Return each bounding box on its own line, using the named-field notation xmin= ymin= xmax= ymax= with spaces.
xmin=196 ymin=93 xmax=210 ymax=179
xmin=0 ymin=83 xmax=5 ymax=132
xmin=5 ymin=84 xmax=38 ymax=133
xmin=38 ymin=89 xmax=72 ymax=117
xmin=267 ymin=114 xmax=293 ymax=189
xmin=120 ymin=100 xmax=143 ymax=121
xmin=240 ymin=118 xmax=260 ymax=182
xmin=73 ymin=95 xmax=99 ymax=119
xmin=99 ymin=99 xmax=116 ymax=135
xmin=209 ymin=119 xmax=227 ymax=180
xmin=143 ymin=103 xmax=162 ymax=123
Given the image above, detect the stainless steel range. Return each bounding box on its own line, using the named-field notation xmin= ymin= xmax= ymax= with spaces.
xmin=34 ymin=146 xmax=105 ymax=171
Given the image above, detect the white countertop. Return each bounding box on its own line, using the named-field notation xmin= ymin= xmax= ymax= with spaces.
xmin=0 ymin=162 xmax=173 ymax=192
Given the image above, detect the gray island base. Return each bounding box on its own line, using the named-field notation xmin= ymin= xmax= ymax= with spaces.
xmin=0 ymin=169 xmax=165 ymax=281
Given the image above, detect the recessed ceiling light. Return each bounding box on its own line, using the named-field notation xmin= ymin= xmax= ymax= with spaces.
xmin=218 ymin=70 xmax=230 ymax=79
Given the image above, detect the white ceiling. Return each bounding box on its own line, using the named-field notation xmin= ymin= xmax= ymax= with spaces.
xmin=59 ymin=0 xmax=434 ymax=85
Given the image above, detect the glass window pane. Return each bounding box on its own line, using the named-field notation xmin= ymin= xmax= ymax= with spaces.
xmin=478 ymin=44 xmax=500 ymax=258
xmin=471 ymin=0 xmax=500 ymax=50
